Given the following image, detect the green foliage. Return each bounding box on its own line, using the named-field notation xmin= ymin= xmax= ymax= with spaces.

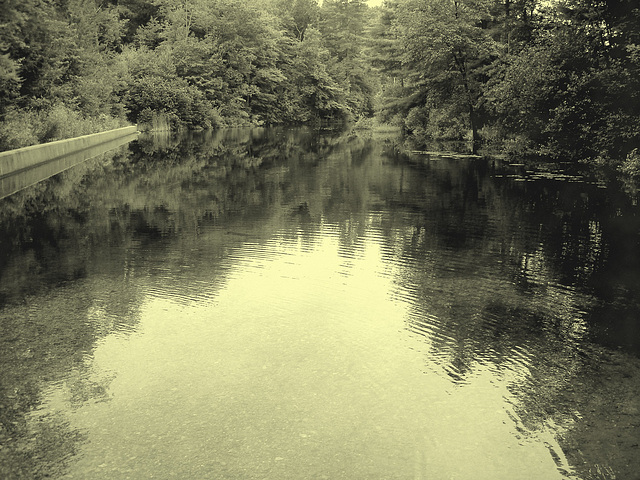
xmin=392 ymin=0 xmax=498 ymax=149
xmin=0 ymin=53 xmax=21 ymax=108
xmin=406 ymin=104 xmax=470 ymax=143
xmin=0 ymin=0 xmax=75 ymax=105
xmin=0 ymin=0 xmax=386 ymax=136
xmin=125 ymin=75 xmax=215 ymax=129
xmin=319 ymin=0 xmax=369 ymax=61
xmin=619 ymin=149 xmax=640 ymax=177
xmin=276 ymin=0 xmax=319 ymax=41
xmin=0 ymin=104 xmax=126 ymax=151
xmin=287 ymin=28 xmax=350 ymax=121
xmin=371 ymin=0 xmax=640 ymax=163
xmin=316 ymin=0 xmax=376 ymax=120
xmin=0 ymin=109 xmax=39 ymax=151
xmin=3 ymin=0 xmax=636 ymax=165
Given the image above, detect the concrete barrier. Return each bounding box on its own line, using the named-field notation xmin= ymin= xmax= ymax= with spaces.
xmin=0 ymin=125 xmax=139 ymax=177
xmin=0 ymin=132 xmax=139 ymax=200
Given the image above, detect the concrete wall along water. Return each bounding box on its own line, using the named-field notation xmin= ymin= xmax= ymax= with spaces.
xmin=0 ymin=126 xmax=139 ymax=177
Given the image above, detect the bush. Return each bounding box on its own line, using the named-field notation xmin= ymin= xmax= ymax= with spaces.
xmin=36 ymin=104 xmax=126 ymax=143
xmin=502 ymin=135 xmax=535 ymax=158
xmin=353 ymin=116 xmax=375 ymax=130
xmin=405 ymin=105 xmax=468 ymax=145
xmin=0 ymin=105 xmax=128 ymax=152
xmin=36 ymin=104 xmax=86 ymax=142
xmin=137 ymin=109 xmax=173 ymax=132
xmin=125 ymin=75 xmax=215 ymax=130
xmin=619 ymin=149 xmax=640 ymax=177
xmin=0 ymin=109 xmax=39 ymax=151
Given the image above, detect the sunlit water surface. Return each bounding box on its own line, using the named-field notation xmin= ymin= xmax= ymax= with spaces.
xmin=1 ymin=128 xmax=639 ymax=479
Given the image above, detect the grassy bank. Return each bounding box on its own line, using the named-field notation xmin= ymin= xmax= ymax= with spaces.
xmin=0 ymin=104 xmax=129 ymax=153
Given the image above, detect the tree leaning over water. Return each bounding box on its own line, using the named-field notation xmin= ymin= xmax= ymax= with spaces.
xmin=372 ymin=0 xmax=640 ymax=165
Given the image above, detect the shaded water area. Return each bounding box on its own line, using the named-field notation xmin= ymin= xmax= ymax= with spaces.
xmin=1 ymin=127 xmax=639 ymax=479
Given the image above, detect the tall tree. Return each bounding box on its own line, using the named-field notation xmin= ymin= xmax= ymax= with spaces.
xmin=319 ymin=0 xmax=368 ymax=61
xmin=365 ymin=0 xmax=408 ymax=125
xmin=484 ymin=0 xmax=640 ymax=160
xmin=276 ymin=0 xmax=319 ymax=41
xmin=318 ymin=0 xmax=376 ymax=119
xmin=398 ymin=0 xmax=498 ymax=149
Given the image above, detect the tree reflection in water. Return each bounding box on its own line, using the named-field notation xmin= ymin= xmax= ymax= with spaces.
xmin=0 ymin=127 xmax=639 ymax=479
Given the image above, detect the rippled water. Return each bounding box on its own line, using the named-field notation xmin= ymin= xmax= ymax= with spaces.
xmin=1 ymin=128 xmax=639 ymax=479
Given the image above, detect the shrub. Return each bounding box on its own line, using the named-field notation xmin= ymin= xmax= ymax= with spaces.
xmin=36 ymin=104 xmax=85 ymax=142
xmin=0 ymin=105 xmax=127 ymax=152
xmin=0 ymin=109 xmax=39 ymax=151
xmin=125 ymin=75 xmax=215 ymax=130
xmin=619 ymin=149 xmax=640 ymax=177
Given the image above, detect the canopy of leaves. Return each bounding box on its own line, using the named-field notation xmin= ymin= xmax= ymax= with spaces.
xmin=372 ymin=0 xmax=640 ymax=163
xmin=2 ymin=0 xmax=637 ymax=166
xmin=0 ymin=0 xmax=381 ymax=151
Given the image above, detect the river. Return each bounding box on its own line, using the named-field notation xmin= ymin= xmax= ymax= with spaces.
xmin=1 ymin=127 xmax=639 ymax=479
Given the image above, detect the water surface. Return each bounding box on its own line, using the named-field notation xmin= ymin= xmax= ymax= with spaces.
xmin=1 ymin=128 xmax=639 ymax=479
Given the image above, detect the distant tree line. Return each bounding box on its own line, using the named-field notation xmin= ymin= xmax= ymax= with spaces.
xmin=370 ymin=0 xmax=640 ymax=167
xmin=0 ymin=0 xmax=375 ymax=150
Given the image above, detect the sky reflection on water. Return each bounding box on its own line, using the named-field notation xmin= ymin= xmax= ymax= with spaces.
xmin=38 ymin=224 xmax=569 ymax=479
xmin=1 ymin=127 xmax=639 ymax=479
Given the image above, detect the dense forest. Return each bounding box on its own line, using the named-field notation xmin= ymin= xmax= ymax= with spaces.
xmin=1 ymin=0 xmax=639 ymax=170
xmin=372 ymin=0 xmax=640 ymax=167
xmin=0 ymin=0 xmax=377 ymax=144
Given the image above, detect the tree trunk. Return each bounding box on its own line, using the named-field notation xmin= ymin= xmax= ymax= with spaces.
xmin=453 ymin=51 xmax=479 ymax=154
xmin=469 ymin=105 xmax=479 ymax=155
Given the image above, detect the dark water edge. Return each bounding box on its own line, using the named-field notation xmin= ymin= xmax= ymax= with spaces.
xmin=370 ymin=134 xmax=640 ymax=479
xmin=0 ymin=127 xmax=639 ymax=479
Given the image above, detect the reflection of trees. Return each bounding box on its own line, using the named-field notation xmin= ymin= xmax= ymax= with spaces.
xmin=1 ymin=127 xmax=638 ymax=478
xmin=360 ymin=152 xmax=640 ymax=479
xmin=0 ymin=284 xmax=129 ymax=478
xmin=0 ymin=127 xmax=359 ymax=308
xmin=0 ymin=126 xmax=364 ymax=478
xmin=272 ymin=136 xmax=637 ymax=477
xmin=368 ymin=152 xmax=629 ymax=369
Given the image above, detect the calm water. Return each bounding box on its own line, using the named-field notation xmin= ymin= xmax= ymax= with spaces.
xmin=1 ymin=128 xmax=639 ymax=479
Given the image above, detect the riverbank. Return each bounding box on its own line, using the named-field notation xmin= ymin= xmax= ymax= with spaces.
xmin=0 ymin=105 xmax=131 ymax=153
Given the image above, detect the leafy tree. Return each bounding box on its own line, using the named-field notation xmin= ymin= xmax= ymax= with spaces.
xmin=276 ymin=0 xmax=320 ymax=41
xmin=319 ymin=0 xmax=368 ymax=61
xmin=62 ymin=0 xmax=128 ymax=117
xmin=397 ymin=0 xmax=498 ymax=149
xmin=365 ymin=0 xmax=409 ymax=125
xmin=317 ymin=0 xmax=376 ymax=119
xmin=0 ymin=0 xmax=385 ymax=141
xmin=108 ymin=0 xmax=160 ymax=44
xmin=0 ymin=52 xmax=21 ymax=111
xmin=370 ymin=0 xmax=639 ymax=163
xmin=365 ymin=0 xmax=403 ymax=82
xmin=485 ymin=0 xmax=640 ymax=160
xmin=287 ymin=27 xmax=350 ymax=121
xmin=0 ymin=0 xmax=75 ymax=108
